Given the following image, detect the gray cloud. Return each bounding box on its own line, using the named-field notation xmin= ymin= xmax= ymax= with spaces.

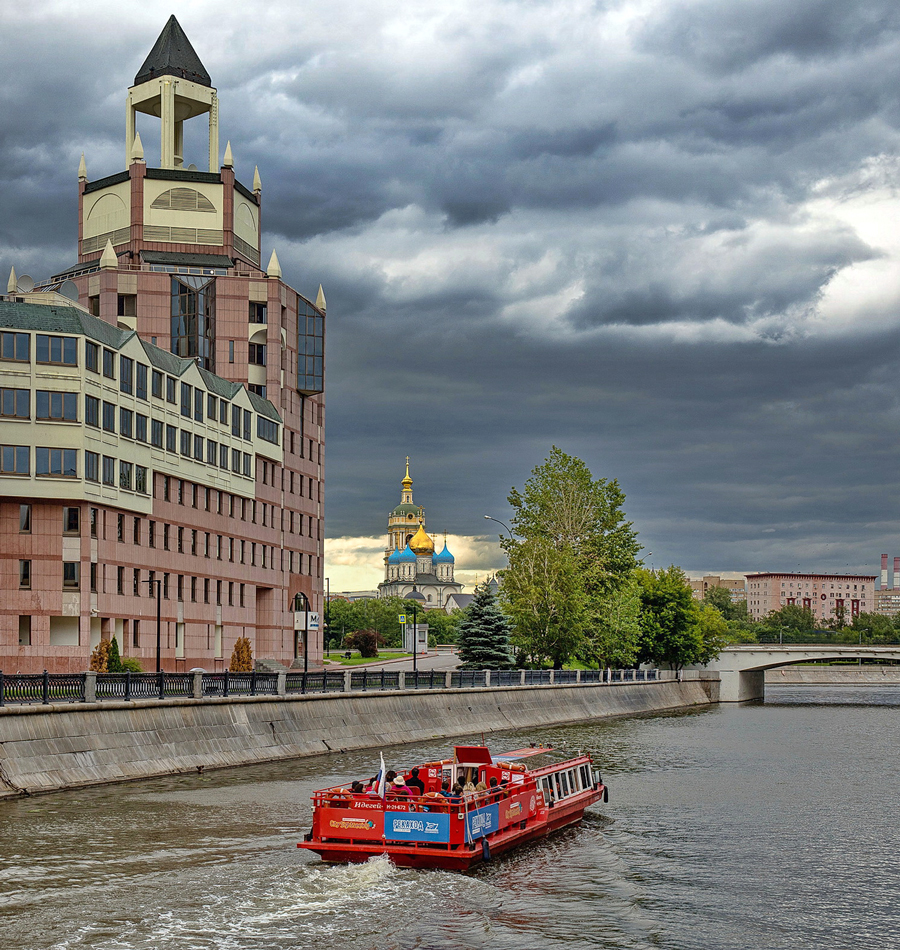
xmin=3 ymin=1 xmax=900 ymax=582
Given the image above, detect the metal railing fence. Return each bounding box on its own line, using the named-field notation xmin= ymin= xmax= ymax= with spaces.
xmin=0 ymin=667 xmax=662 ymax=706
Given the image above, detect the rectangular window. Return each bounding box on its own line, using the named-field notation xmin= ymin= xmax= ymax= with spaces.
xmin=132 ymin=618 xmax=140 ymax=648
xmin=249 ymin=302 xmax=267 ymax=323
xmin=63 ymin=507 xmax=80 ymax=534
xmin=0 ymin=388 xmax=29 ymax=418
xmin=85 ymin=395 xmax=100 ymax=427
xmin=232 ymin=448 xmax=241 ymax=473
xmin=177 ymin=574 xmax=184 ymax=602
xmin=85 ymin=451 xmax=99 ymax=481
xmin=228 ymin=581 xmax=234 ymax=606
xmin=117 ymin=513 xmax=124 ymax=541
xmin=232 ymin=406 xmax=242 ymax=437
xmin=36 ymin=447 xmax=77 ymax=477
xmin=205 ymin=532 xmax=211 ymax=558
xmin=248 ymin=343 xmax=266 ymax=365
xmin=136 ymin=363 xmax=148 ymax=400
xmin=220 ymin=444 xmax=228 ymax=468
xmin=163 ymin=573 xmax=170 ymax=600
xmin=19 ymin=615 xmax=31 ymax=646
xmin=194 ymin=434 xmax=204 ymax=461
xmin=258 ymin=417 xmax=279 ymax=444
xmin=216 ymin=580 xmax=222 ymax=605
xmin=148 ymin=521 xmax=155 ymax=547
xmin=163 ymin=524 xmax=170 ymax=551
xmin=151 ymin=419 xmax=164 ymax=447
xmin=191 ymin=576 xmax=197 ymax=603
xmin=102 ymin=401 xmax=116 ymax=432
xmin=117 ymin=566 xmax=125 ymax=594
xmin=243 ymin=453 xmax=251 ymax=477
xmin=181 ymin=382 xmax=192 ymax=417
xmin=194 ymin=389 xmax=203 ymax=422
xmin=166 ymin=425 xmax=177 ymax=453
xmin=133 ymin=568 xmax=140 ymax=596
xmin=102 ymin=455 xmax=115 ymax=486
xmin=207 ymin=394 xmax=217 ymax=419
xmin=119 ymin=356 xmax=133 ymax=394
xmin=135 ymin=413 xmax=148 ymax=442
xmin=152 ymin=370 xmax=163 ymax=398
xmin=180 ymin=429 xmax=191 ymax=456
xmin=20 ymin=504 xmax=31 ymax=533
xmin=243 ymin=413 xmax=251 ymax=441
xmin=90 ymin=562 xmax=97 ymax=593
xmin=19 ymin=559 xmax=31 ymax=589
xmin=228 ymin=340 xmax=235 ymax=363
xmin=204 ymin=578 xmax=210 ymax=603
xmin=191 ymin=529 xmax=198 ymax=556
xmin=102 ymin=348 xmax=115 ymax=377
xmin=207 ymin=440 xmax=217 ymax=464
xmin=90 ymin=508 xmax=98 ymax=538
xmin=148 ymin=570 xmax=156 ymax=597
xmin=166 ymin=376 xmax=176 ymax=403
xmin=63 ymin=561 xmax=80 ymax=589
xmin=119 ymin=408 xmax=133 ymax=439
xmin=135 ymin=465 xmax=148 ymax=494
xmin=36 ymin=391 xmax=78 ymax=421
xmin=37 ymin=335 xmax=78 ymax=366
xmin=239 ymin=583 xmax=245 ymax=607
xmin=1 ymin=332 xmax=30 ymax=362
xmin=220 ymin=400 xmax=228 ymax=424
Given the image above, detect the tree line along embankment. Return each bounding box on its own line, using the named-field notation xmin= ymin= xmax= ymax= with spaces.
xmin=0 ymin=676 xmax=718 ymax=799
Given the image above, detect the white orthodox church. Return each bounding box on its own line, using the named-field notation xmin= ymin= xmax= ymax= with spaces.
xmin=377 ymin=460 xmax=464 ymax=609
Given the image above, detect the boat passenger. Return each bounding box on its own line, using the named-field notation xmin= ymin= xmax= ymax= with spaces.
xmin=387 ymin=775 xmax=412 ymax=798
xmin=406 ymin=767 xmax=425 ymax=796
xmin=463 ymin=780 xmax=477 ymax=798
xmin=350 ymin=781 xmax=364 ymax=794
xmin=475 ymin=779 xmax=488 ymax=793
xmin=449 ymin=782 xmax=464 ymax=804
xmin=437 ymin=780 xmax=453 ymax=799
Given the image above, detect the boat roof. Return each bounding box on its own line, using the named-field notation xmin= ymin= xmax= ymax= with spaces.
xmin=492 ymin=747 xmax=555 ymax=761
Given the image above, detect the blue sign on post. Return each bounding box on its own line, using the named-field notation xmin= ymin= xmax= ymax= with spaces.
xmin=464 ymin=803 xmax=500 ymax=841
xmin=385 ymin=811 xmax=451 ymax=842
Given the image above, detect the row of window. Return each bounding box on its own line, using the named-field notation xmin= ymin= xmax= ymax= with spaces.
xmin=1 ymin=332 xmax=77 ymax=366
xmin=1 ymin=445 xmax=78 ymax=477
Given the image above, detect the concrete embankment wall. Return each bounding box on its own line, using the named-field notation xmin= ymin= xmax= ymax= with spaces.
xmin=0 ymin=678 xmax=717 ymax=798
xmin=766 ymin=667 xmax=900 ymax=686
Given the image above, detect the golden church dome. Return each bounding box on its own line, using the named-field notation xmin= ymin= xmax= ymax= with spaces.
xmin=409 ymin=522 xmax=434 ymax=555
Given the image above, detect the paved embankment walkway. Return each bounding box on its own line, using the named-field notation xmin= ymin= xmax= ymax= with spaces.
xmin=0 ymin=676 xmax=717 ymax=799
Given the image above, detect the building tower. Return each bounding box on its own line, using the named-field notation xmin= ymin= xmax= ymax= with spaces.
xmin=378 ymin=461 xmax=463 ymax=608
xmin=0 ymin=17 xmax=325 ymax=672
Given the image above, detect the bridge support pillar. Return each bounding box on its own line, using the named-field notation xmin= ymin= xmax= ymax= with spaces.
xmin=719 ymin=669 xmax=765 ymax=702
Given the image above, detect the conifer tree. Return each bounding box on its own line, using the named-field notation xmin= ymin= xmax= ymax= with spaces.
xmin=90 ymin=638 xmax=111 ymax=673
xmin=107 ymin=635 xmax=123 ymax=673
xmin=456 ymin=580 xmax=514 ymax=669
xmin=229 ymin=636 xmax=253 ymax=672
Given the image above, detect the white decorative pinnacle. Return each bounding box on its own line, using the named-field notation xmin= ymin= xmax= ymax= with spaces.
xmin=315 ymin=284 xmax=326 ymax=312
xmin=253 ymin=165 xmax=262 ymax=192
xmin=130 ymin=132 xmax=145 ymax=163
xmin=223 ymin=140 xmax=234 ymax=168
xmin=266 ymin=248 xmax=282 ymax=279
xmin=7 ymin=266 xmax=17 ymax=294
xmin=100 ymin=239 xmax=118 ymax=270
xmin=78 ymin=153 xmax=87 ymax=181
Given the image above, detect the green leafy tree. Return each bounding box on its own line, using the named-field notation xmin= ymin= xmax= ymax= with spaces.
xmin=696 ymin=602 xmax=729 ymax=664
xmin=851 ymin=612 xmax=898 ymax=644
xmin=703 ymin=586 xmax=748 ymax=622
xmin=500 ymin=447 xmax=641 ymax=666
xmin=759 ymin=605 xmax=817 ymax=642
xmin=584 ymin=577 xmax=642 ymax=668
xmin=423 ymin=609 xmax=459 ymax=645
xmin=107 ymin=635 xmax=123 ymax=673
xmin=456 ymin=580 xmax=515 ymax=669
xmin=636 ymin=567 xmax=707 ymax=670
xmin=502 ymin=537 xmax=587 ymax=667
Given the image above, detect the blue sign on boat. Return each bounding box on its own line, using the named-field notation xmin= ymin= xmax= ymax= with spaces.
xmin=465 ymin=802 xmax=499 ymax=840
xmin=385 ymin=811 xmax=451 ymax=842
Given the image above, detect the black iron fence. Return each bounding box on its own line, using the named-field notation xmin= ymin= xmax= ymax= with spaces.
xmin=0 ymin=667 xmax=664 ymax=707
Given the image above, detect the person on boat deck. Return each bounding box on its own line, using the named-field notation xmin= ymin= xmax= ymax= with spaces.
xmin=350 ymin=781 xmax=364 ymax=794
xmin=406 ymin=767 xmax=425 ymax=796
xmin=449 ymin=782 xmax=464 ymax=803
xmin=387 ymin=775 xmax=413 ymax=798
xmin=437 ymin=780 xmax=453 ymax=799
xmin=463 ymin=778 xmax=477 ymax=798
xmin=475 ymin=777 xmax=488 ymax=793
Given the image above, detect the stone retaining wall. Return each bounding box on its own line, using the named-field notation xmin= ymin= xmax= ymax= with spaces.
xmin=0 ymin=678 xmax=717 ymax=798
xmin=766 ymin=667 xmax=900 ymax=685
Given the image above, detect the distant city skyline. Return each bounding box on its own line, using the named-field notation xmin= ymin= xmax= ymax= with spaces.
xmin=5 ymin=2 xmax=900 ymax=592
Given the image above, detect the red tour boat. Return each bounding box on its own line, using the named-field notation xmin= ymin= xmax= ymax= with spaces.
xmin=298 ymin=745 xmax=608 ymax=870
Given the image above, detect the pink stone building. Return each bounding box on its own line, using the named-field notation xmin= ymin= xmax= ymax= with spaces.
xmin=0 ymin=18 xmax=324 ymax=673
xmin=745 ymin=573 xmax=875 ymax=623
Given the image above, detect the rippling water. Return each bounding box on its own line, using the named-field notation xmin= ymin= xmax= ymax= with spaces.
xmin=1 ymin=685 xmax=898 ymax=950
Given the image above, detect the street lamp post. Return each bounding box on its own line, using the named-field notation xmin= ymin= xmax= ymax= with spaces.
xmin=325 ymin=577 xmax=330 ymax=657
xmin=142 ymin=577 xmax=162 ymax=672
xmin=483 ymin=514 xmax=512 ymax=538
xmin=294 ymin=591 xmax=310 ymax=674
xmin=412 ymin=598 xmax=418 ymax=676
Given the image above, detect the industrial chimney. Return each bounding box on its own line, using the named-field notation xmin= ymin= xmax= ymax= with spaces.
xmin=881 ymin=554 xmax=889 ymax=589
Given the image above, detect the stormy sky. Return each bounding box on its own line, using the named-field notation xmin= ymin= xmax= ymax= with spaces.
xmin=3 ymin=1 xmax=900 ymax=591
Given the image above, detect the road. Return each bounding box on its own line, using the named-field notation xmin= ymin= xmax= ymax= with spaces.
xmin=324 ymin=650 xmax=460 ymax=673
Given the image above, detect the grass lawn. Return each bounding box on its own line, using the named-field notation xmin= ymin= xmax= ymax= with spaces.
xmin=324 ymin=652 xmax=412 ymax=666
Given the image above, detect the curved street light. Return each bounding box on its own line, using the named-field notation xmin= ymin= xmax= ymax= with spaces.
xmin=484 ymin=514 xmax=512 ymax=538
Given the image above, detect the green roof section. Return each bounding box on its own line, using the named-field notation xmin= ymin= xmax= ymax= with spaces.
xmin=0 ymin=299 xmax=281 ymax=425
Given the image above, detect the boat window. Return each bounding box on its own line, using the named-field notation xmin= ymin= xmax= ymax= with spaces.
xmin=570 ymin=768 xmax=580 ymax=792
xmin=581 ymin=764 xmax=591 ymax=788
xmin=542 ymin=777 xmax=554 ymax=802
xmin=560 ymin=773 xmax=570 ymax=797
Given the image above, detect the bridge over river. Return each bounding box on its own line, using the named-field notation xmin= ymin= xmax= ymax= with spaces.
xmin=699 ymin=645 xmax=900 ymax=701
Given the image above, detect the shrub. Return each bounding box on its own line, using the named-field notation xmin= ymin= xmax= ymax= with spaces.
xmin=344 ymin=628 xmax=384 ymax=658
xmin=90 ymin=639 xmax=111 ymax=672
xmin=229 ymin=636 xmax=253 ymax=672
xmin=107 ymin=635 xmax=123 ymax=673
xmin=120 ymin=657 xmax=143 ymax=673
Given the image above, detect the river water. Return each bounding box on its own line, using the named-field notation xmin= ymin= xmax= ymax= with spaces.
xmin=1 ymin=685 xmax=898 ymax=950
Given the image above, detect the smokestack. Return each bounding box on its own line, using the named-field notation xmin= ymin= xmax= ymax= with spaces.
xmin=893 ymin=557 xmax=899 ymax=590
xmin=881 ymin=554 xmax=889 ymax=589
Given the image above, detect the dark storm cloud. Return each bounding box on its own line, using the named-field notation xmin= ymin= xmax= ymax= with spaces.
xmin=3 ymin=1 xmax=900 ymax=580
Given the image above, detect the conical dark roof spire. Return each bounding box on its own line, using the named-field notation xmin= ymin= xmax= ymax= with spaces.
xmin=134 ymin=15 xmax=211 ymax=88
